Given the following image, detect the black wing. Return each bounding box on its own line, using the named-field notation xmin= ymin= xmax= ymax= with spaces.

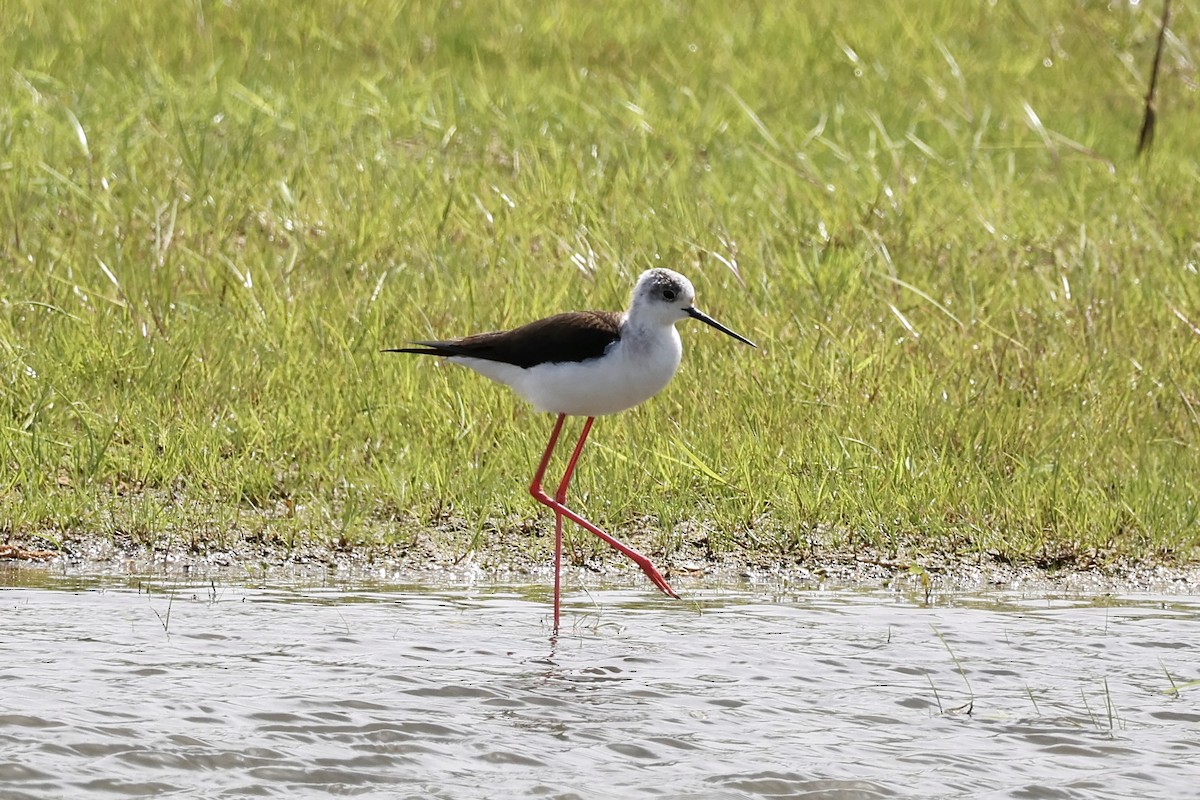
xmin=384 ymin=310 xmax=622 ymax=369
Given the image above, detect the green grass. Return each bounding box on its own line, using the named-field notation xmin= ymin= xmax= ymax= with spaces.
xmin=2 ymin=0 xmax=1198 ymax=572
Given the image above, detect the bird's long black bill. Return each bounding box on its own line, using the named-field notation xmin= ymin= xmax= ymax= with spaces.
xmin=686 ymin=307 xmax=757 ymax=348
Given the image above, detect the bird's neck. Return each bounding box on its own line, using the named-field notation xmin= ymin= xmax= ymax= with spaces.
xmin=620 ymin=315 xmax=680 ymax=356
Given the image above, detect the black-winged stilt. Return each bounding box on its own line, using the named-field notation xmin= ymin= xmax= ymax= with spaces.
xmin=387 ymin=268 xmax=755 ymax=629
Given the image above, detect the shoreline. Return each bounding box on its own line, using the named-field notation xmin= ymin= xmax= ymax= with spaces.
xmin=4 ymin=535 xmax=1199 ymax=597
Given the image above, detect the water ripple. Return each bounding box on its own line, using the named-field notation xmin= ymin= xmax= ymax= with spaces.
xmin=1 ymin=571 xmax=1198 ymax=798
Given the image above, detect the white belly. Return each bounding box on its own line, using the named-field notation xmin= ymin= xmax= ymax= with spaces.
xmin=451 ymin=330 xmax=683 ymax=417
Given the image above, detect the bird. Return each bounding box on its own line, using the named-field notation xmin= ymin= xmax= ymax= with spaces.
xmin=385 ymin=268 xmax=756 ymax=630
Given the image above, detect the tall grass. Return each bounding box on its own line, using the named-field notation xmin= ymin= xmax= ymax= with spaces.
xmin=2 ymin=0 xmax=1198 ymax=569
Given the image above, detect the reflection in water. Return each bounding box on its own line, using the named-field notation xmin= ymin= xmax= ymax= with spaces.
xmin=1 ymin=565 xmax=1198 ymax=799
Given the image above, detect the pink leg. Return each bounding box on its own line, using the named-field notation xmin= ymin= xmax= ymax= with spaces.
xmin=552 ymin=417 xmax=593 ymax=598
xmin=529 ymin=414 xmax=568 ymax=631
xmin=529 ymin=416 xmax=679 ymax=625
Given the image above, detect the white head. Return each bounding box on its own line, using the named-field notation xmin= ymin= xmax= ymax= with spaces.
xmin=627 ymin=268 xmax=756 ymax=346
xmin=628 ymin=269 xmax=697 ymax=324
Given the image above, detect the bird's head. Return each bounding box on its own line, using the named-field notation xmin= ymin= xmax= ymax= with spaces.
xmin=629 ymin=268 xmax=756 ymax=347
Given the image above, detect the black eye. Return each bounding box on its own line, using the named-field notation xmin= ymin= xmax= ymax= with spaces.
xmin=663 ymin=289 xmax=676 ymax=301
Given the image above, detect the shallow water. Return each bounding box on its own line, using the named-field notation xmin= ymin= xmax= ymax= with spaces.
xmin=2 ymin=567 xmax=1198 ymax=799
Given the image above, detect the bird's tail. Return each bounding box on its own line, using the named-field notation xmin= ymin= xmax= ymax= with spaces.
xmin=381 ymin=341 xmax=457 ymax=357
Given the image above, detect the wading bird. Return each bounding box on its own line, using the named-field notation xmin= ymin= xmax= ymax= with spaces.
xmin=386 ymin=268 xmax=755 ymax=630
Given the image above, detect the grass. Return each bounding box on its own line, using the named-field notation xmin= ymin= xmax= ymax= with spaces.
xmin=2 ymin=0 xmax=1198 ymax=574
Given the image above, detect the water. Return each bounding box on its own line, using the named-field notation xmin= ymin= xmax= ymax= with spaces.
xmin=2 ymin=566 xmax=1198 ymax=799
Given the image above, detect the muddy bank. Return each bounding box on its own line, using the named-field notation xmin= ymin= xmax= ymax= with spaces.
xmin=4 ymin=529 xmax=1199 ymax=596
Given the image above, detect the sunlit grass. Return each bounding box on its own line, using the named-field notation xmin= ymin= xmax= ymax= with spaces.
xmin=2 ymin=0 xmax=1198 ymax=570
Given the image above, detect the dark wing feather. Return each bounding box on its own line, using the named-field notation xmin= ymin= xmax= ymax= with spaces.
xmin=384 ymin=311 xmax=622 ymax=369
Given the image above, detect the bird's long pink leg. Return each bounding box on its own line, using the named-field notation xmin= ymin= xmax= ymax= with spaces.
xmin=529 ymin=414 xmax=568 ymax=630
xmin=529 ymin=416 xmax=679 ymax=623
